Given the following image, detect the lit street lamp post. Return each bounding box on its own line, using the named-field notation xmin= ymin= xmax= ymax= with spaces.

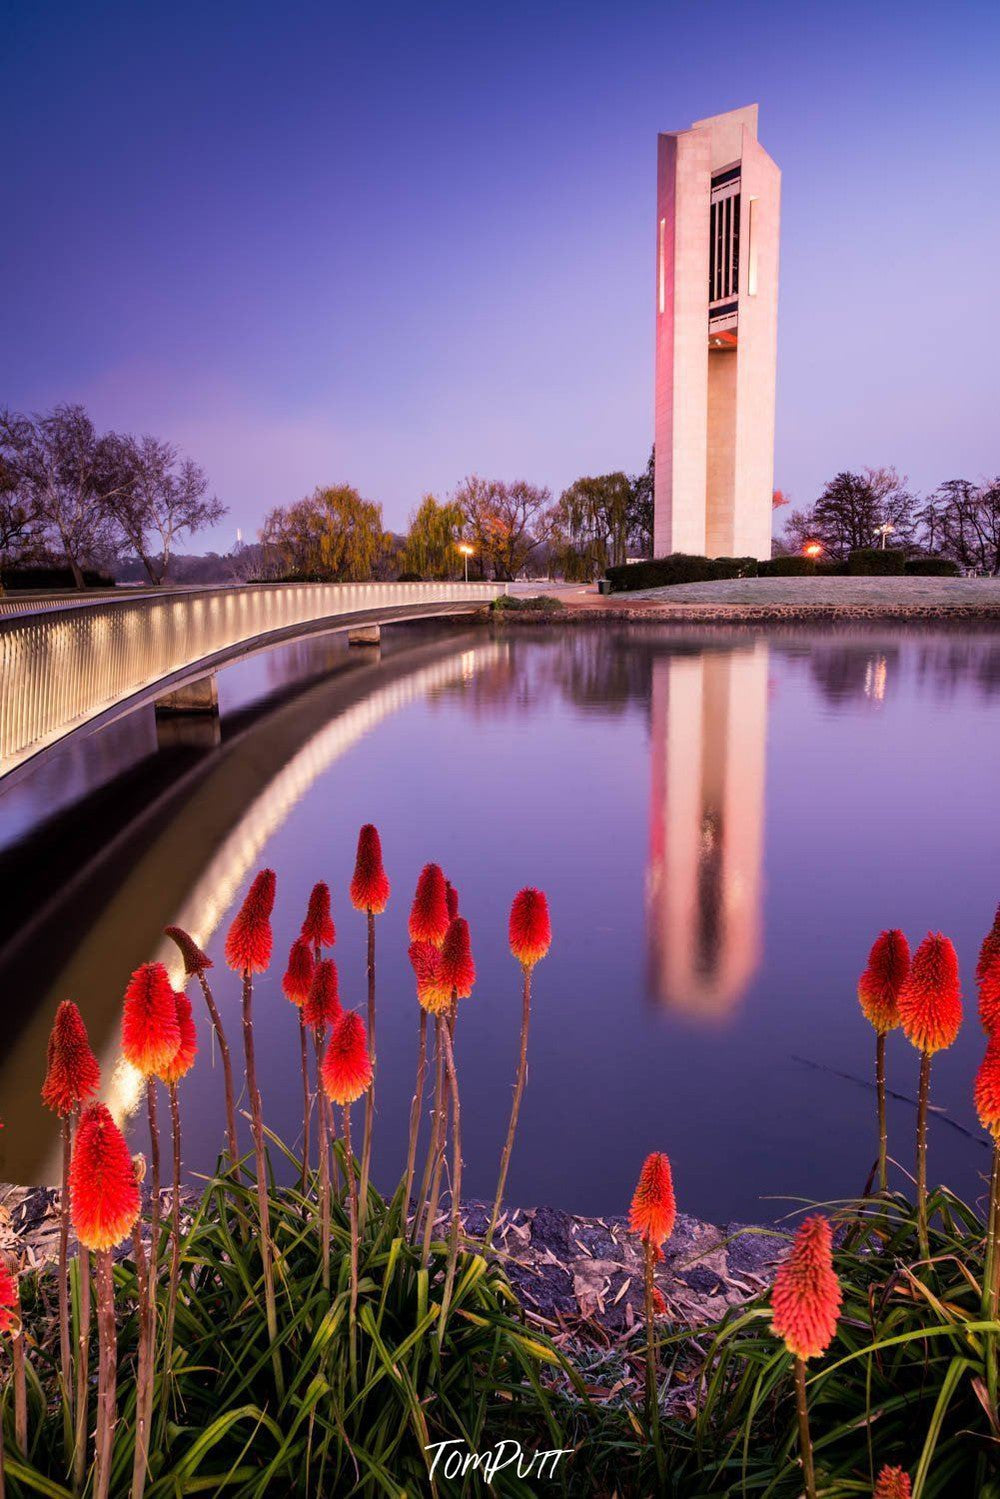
xmin=457 ymin=543 xmax=474 ymax=583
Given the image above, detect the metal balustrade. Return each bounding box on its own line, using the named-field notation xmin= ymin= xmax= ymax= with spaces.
xmin=0 ymin=580 xmax=503 ymax=782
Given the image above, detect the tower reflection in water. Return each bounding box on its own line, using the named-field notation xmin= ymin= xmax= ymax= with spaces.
xmin=646 ymin=642 xmax=769 ymax=1019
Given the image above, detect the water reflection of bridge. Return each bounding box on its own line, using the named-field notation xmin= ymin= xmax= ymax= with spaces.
xmin=0 ymin=631 xmax=503 ymax=1185
xmin=646 ymin=643 xmax=769 ymax=1018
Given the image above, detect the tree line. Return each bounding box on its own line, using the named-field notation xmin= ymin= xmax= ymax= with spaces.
xmin=778 ymin=467 xmax=1000 ymax=573
xmin=0 ymin=403 xmax=225 ymax=587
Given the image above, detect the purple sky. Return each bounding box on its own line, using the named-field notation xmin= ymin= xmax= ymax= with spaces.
xmin=3 ymin=0 xmax=997 ymax=550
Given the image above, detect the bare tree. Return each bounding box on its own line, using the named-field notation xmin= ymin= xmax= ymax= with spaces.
xmin=780 ymin=467 xmax=916 ymax=561
xmin=99 ymin=434 xmax=225 ymax=584
xmin=920 ymin=479 xmax=1000 ymax=574
xmin=455 ymin=476 xmax=553 ymax=580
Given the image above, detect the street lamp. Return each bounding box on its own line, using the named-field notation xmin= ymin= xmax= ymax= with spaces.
xmin=803 ymin=541 xmax=823 ymax=559
xmin=457 ymin=543 xmax=474 ymax=583
xmin=876 ymin=523 xmax=895 ymax=551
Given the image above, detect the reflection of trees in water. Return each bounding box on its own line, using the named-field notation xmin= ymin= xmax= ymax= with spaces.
xmin=772 ymin=631 xmax=1000 ymax=706
xmin=696 ymin=808 xmax=723 ymax=979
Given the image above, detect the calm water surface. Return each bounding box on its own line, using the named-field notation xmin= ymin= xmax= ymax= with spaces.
xmin=2 ymin=622 xmax=998 ymax=1225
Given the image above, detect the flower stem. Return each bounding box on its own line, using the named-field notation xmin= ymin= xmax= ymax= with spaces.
xmin=485 ymin=965 xmax=533 ymax=1251
xmin=343 ymin=1103 xmax=359 ymax=1384
xmin=315 ymin=1027 xmax=331 ymax=1292
xmin=165 ymin=1082 xmax=183 ymax=1358
xmin=437 ymin=1014 xmax=462 ymax=1344
xmin=876 ymin=1031 xmax=888 ymax=1194
xmin=986 ymin=1141 xmax=1000 ymax=1411
xmin=93 ymin=1250 xmax=117 ymax=1499
xmin=59 ymin=1115 xmax=74 ymax=1446
xmin=358 ymin=909 xmax=376 ymax=1235
xmin=794 ymin=1357 xmax=816 ymax=1499
xmin=72 ymin=1246 xmax=91 ymax=1493
xmin=241 ymin=971 xmax=282 ymax=1395
xmin=197 ymin=972 xmax=238 ymax=1166
xmin=146 ymin=1080 xmax=161 ymax=1295
xmin=643 ymin=1241 xmax=660 ymax=1450
xmin=420 ymin=1017 xmax=447 ymax=1265
xmin=403 ymin=1009 xmax=428 ymax=1222
xmin=129 ymin=1219 xmax=152 ymax=1499
xmin=10 ymin=1276 xmax=27 ymax=1457
xmin=298 ymin=1009 xmax=310 ymax=1197
xmin=916 ymin=1050 xmax=932 ymax=1261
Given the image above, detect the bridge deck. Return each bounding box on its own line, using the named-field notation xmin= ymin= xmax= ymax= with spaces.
xmin=0 ymin=580 xmax=502 ymax=786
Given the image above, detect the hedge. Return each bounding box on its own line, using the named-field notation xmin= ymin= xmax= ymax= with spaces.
xmin=904 ymin=555 xmax=960 ymax=576
xmin=0 ymin=565 xmax=116 ymax=590
xmin=605 ymin=553 xmax=757 ymax=592
xmin=757 ymin=556 xmax=817 ymax=577
xmin=847 ymin=548 xmax=906 ymax=576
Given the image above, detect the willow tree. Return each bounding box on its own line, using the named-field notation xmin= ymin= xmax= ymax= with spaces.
xmin=260 ymin=485 xmax=387 ymax=580
xmin=400 ymin=495 xmax=465 ymax=579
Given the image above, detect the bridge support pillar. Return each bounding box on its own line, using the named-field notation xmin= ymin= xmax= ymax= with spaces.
xmin=348 ymin=624 xmax=381 ymax=647
xmin=154 ymin=674 xmax=221 ymax=750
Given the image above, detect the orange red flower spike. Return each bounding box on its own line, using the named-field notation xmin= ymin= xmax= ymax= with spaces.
xmin=303 ymin=958 xmax=341 ymax=1033
xmin=282 ymin=938 xmax=315 ymax=1007
xmin=42 ymin=1001 xmax=100 ymax=1116
xmin=163 ymin=925 xmax=213 ymax=976
xmin=509 ymin=888 xmax=551 ymax=969
xmin=157 ymin=993 xmax=198 ymax=1085
xmin=70 ymin=1103 xmax=141 ymax=1251
xmin=977 ymin=905 xmax=1000 ymax=985
xmin=350 ymin=825 xmax=390 ymax=915
xmin=771 ymin=1214 xmax=841 ymax=1361
xmin=629 ymin=1153 xmax=676 ymax=1249
xmin=897 ymin=932 xmax=962 ymax=1054
xmin=409 ymin=864 xmax=450 ymax=946
xmin=858 ymin=929 xmax=910 ymax=1035
xmin=321 ymin=1010 xmax=373 ymax=1105
xmin=0 ymin=1260 xmax=18 ymax=1334
xmin=301 ymin=882 xmax=335 ymax=949
xmin=408 ymin=940 xmax=452 ymax=1015
xmin=975 ymin=1035 xmax=1000 ymax=1139
xmin=224 ymin=869 xmax=276 ymax=975
xmin=121 ymin=962 xmax=182 ymax=1077
xmin=874 ymin=1466 xmax=912 ymax=1499
xmin=445 ymin=880 xmax=459 ymax=922
xmin=979 ymin=957 xmax=1000 ymax=1035
xmin=440 ymin=917 xmax=476 ymax=999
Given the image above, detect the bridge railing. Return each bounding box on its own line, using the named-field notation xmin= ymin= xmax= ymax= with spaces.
xmin=0 ymin=580 xmax=502 ymax=780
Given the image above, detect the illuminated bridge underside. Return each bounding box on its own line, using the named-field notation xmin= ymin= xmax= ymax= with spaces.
xmin=0 ymin=581 xmax=503 ymax=785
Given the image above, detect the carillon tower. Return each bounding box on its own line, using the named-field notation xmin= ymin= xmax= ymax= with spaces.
xmin=653 ymin=104 xmax=780 ymax=561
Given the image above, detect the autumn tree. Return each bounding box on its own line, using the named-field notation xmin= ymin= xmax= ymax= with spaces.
xmin=549 ymin=472 xmax=632 ymax=579
xmin=454 ymin=476 xmax=553 ymax=580
xmin=400 ymin=494 xmax=465 ymax=579
xmin=260 ymin=485 xmax=387 ymax=581
xmin=98 ymin=434 xmax=225 ymax=584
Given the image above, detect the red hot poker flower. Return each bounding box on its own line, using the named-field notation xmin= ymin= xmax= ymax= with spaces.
xmin=440 ymin=917 xmax=476 ymax=999
xmin=874 ymin=1466 xmax=912 ymax=1499
xmin=0 ymin=1259 xmax=18 ymax=1335
xmin=975 ymin=1035 xmax=1000 ymax=1139
xmin=857 ymin=929 xmax=910 ymax=1034
xmin=163 ymin=925 xmax=213 ymax=976
xmin=350 ymin=824 xmax=390 ymax=914
xmin=509 ymin=888 xmax=551 ymax=969
xmin=42 ymin=1000 xmax=101 ymax=1116
xmin=445 ymin=881 xmax=459 ymax=922
xmin=408 ymin=940 xmax=452 ymax=1015
xmin=122 ymin=962 xmax=181 ymax=1076
xmin=977 ymin=905 xmax=1000 ymax=984
xmin=157 ymin=992 xmax=198 ymax=1085
xmin=70 ymin=1103 xmax=141 ymax=1251
xmin=321 ymin=1010 xmax=373 ymax=1105
xmin=629 ymin=1153 xmax=676 ymax=1249
xmin=282 ymin=938 xmax=315 ymax=1007
xmin=409 ymin=863 xmax=450 ymax=945
xmin=897 ymin=932 xmax=962 ymax=1055
xmin=303 ymin=958 xmax=341 ymax=1033
xmin=979 ymin=956 xmax=1000 ymax=1035
xmin=771 ymin=1214 xmax=841 ymax=1361
xmin=224 ymin=869 xmax=276 ymax=974
xmin=301 ymin=881 xmax=335 ymax=949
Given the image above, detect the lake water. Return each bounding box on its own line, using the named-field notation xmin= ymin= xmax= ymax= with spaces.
xmin=1 ymin=620 xmax=998 ymax=1226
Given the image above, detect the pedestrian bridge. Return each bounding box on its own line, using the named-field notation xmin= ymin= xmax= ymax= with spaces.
xmin=0 ymin=579 xmax=503 ymax=786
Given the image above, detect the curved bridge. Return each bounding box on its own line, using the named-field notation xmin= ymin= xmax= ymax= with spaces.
xmin=0 ymin=579 xmax=503 ymax=785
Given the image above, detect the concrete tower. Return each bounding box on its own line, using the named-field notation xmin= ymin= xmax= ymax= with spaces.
xmin=653 ymin=104 xmax=780 ymax=561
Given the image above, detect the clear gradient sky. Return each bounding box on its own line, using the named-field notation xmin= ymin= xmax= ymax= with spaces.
xmin=3 ymin=0 xmax=997 ymax=549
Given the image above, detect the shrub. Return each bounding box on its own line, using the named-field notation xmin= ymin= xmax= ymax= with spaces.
xmin=491 ymin=593 xmax=564 ymax=612
xmin=905 ymin=555 xmax=960 ymax=576
xmin=847 ymin=547 xmax=906 ymax=575
xmin=396 ymin=570 xmax=424 ymax=582
xmin=606 ymin=554 xmax=757 ymax=592
xmin=0 ymin=565 xmax=115 ymax=590
xmin=757 ymin=556 xmax=817 ymax=577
